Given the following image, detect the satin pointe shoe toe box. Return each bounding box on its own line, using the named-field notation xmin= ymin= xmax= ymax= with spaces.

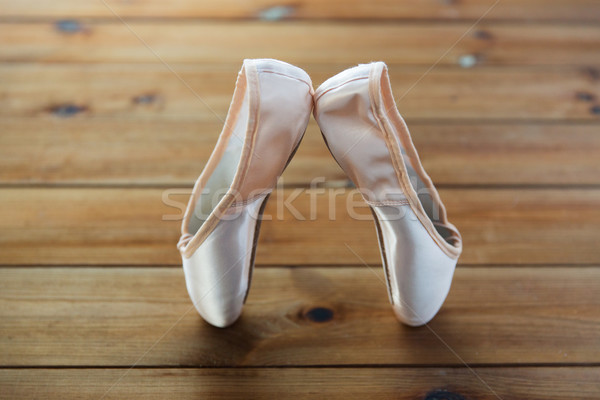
xmin=314 ymin=62 xmax=462 ymax=326
xmin=178 ymin=59 xmax=313 ymax=327
xmin=182 ymin=196 xmax=269 ymax=328
xmin=372 ymin=205 xmax=458 ymax=326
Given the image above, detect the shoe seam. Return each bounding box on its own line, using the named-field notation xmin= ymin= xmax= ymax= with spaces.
xmin=364 ymin=199 xmax=410 ymax=207
xmin=259 ymin=70 xmax=314 ymax=92
xmin=314 ymin=76 xmax=369 ymax=102
xmin=230 ymin=190 xmax=272 ymax=208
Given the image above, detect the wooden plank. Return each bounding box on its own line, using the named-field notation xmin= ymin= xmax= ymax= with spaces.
xmin=2 ymin=64 xmax=599 ymax=121
xmin=2 ymin=119 xmax=599 ymax=186
xmin=0 ymin=188 xmax=598 ymax=265
xmin=0 ymin=266 xmax=598 ymax=366
xmin=2 ymin=22 xmax=600 ymax=66
xmin=0 ymin=119 xmax=342 ymax=186
xmin=1 ymin=367 xmax=600 ymax=399
xmin=0 ymin=0 xmax=598 ymax=22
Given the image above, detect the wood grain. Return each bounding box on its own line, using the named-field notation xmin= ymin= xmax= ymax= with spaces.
xmin=3 ymin=22 xmax=600 ymax=66
xmin=1 ymin=367 xmax=600 ymax=399
xmin=2 ymin=64 xmax=600 ymax=121
xmin=0 ymin=266 xmax=598 ymax=366
xmin=0 ymin=0 xmax=598 ymax=21
xmin=0 ymin=119 xmax=341 ymax=186
xmin=0 ymin=188 xmax=598 ymax=266
xmin=2 ymin=119 xmax=599 ymax=186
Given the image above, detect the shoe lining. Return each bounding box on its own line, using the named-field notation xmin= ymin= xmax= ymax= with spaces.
xmin=187 ymin=74 xmax=250 ymax=235
xmin=378 ymin=69 xmax=460 ymax=247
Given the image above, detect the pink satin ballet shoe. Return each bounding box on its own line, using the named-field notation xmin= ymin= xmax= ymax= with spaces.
xmin=314 ymin=62 xmax=462 ymax=326
xmin=178 ymin=59 xmax=313 ymax=327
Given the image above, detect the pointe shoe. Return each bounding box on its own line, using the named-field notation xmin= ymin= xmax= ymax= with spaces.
xmin=314 ymin=62 xmax=462 ymax=326
xmin=178 ymin=59 xmax=313 ymax=328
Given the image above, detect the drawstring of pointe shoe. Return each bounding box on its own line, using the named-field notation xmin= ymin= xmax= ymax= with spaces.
xmin=177 ymin=233 xmax=193 ymax=251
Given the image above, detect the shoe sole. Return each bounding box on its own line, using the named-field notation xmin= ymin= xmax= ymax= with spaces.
xmin=242 ymin=128 xmax=307 ymax=304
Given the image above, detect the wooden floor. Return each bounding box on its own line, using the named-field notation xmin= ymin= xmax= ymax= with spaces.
xmin=1 ymin=1 xmax=600 ymax=398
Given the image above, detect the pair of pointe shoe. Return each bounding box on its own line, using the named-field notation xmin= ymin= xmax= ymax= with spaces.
xmin=177 ymin=59 xmax=462 ymax=328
